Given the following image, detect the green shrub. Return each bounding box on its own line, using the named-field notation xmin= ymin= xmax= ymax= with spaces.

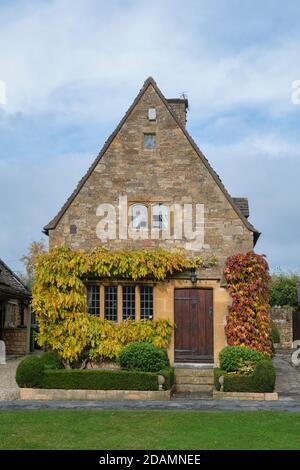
xmin=41 ymin=369 xmax=159 ymax=391
xmin=118 ymin=342 xmax=169 ymax=372
xmin=16 ymin=356 xmax=44 ymax=388
xmin=219 ymin=346 xmax=267 ymax=372
xmin=270 ymin=273 xmax=299 ymax=308
xmin=40 ymin=351 xmax=63 ymax=370
xmin=271 ymin=324 xmax=280 ymax=344
xmin=214 ymin=360 xmax=276 ymax=393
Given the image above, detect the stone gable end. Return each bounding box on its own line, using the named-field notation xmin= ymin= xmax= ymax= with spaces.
xmin=48 ymin=82 xmax=254 ymax=277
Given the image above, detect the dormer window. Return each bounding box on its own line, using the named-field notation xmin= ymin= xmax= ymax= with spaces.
xmin=144 ymin=133 xmax=156 ymax=149
xmin=148 ymin=107 xmax=156 ymax=121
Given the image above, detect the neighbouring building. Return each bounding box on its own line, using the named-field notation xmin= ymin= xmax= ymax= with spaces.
xmin=43 ymin=77 xmax=260 ymax=365
xmin=0 ymin=258 xmax=31 ymax=355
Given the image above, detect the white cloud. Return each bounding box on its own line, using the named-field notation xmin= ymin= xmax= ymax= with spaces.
xmin=0 ymin=0 xmax=299 ymax=121
xmin=0 ymin=0 xmax=300 ymax=273
xmin=203 ymin=134 xmax=300 ymax=160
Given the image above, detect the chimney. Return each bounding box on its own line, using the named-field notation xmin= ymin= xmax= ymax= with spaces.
xmin=167 ymin=98 xmax=188 ymax=127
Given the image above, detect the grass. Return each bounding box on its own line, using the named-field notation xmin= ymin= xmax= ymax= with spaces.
xmin=0 ymin=410 xmax=299 ymax=450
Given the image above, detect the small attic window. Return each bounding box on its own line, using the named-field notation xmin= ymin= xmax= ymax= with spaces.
xmin=144 ymin=133 xmax=156 ymax=149
xmin=70 ymin=224 xmax=77 ymax=235
xmin=148 ymin=107 xmax=156 ymax=121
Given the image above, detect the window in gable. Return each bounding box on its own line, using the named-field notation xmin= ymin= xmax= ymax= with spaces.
xmin=152 ymin=203 xmax=169 ymax=230
xmin=148 ymin=108 xmax=156 ymax=121
xmin=144 ymin=133 xmax=156 ymax=149
xmin=130 ymin=204 xmax=148 ymax=230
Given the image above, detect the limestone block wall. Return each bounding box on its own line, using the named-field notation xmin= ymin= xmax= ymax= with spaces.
xmin=271 ymin=307 xmax=294 ymax=348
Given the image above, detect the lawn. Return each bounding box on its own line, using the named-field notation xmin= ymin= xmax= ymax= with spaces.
xmin=0 ymin=410 xmax=299 ymax=450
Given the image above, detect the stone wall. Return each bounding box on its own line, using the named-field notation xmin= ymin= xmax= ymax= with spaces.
xmin=271 ymin=307 xmax=294 ymax=348
xmin=2 ymin=328 xmax=28 ymax=355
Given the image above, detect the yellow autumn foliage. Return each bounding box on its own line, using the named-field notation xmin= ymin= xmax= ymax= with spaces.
xmin=32 ymin=246 xmax=216 ymax=364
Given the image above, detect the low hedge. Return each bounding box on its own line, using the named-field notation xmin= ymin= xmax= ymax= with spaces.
xmin=16 ymin=353 xmax=174 ymax=391
xmin=214 ymin=360 xmax=276 ymax=393
xmin=41 ymin=369 xmax=160 ymax=390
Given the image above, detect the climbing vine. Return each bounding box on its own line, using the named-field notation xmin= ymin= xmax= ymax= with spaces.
xmin=224 ymin=252 xmax=272 ymax=356
xmin=32 ymin=246 xmax=216 ymax=365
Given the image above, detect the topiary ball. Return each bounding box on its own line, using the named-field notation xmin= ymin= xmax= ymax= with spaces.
xmin=118 ymin=342 xmax=169 ymax=372
xmin=16 ymin=356 xmax=44 ymax=388
xmin=219 ymin=345 xmax=268 ymax=372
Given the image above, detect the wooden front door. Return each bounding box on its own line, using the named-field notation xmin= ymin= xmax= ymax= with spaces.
xmin=174 ymin=288 xmax=213 ymax=362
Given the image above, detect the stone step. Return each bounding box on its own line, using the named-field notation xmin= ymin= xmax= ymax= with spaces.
xmin=175 ymin=375 xmax=214 ymax=385
xmin=172 ymin=392 xmax=213 ymax=401
xmin=174 ymin=368 xmax=214 ymax=378
xmin=175 ymin=384 xmax=213 ymax=393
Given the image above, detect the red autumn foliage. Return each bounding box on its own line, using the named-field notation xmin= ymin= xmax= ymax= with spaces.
xmin=224 ymin=252 xmax=272 ymax=356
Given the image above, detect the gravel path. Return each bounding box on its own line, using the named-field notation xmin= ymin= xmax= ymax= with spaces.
xmin=0 ymin=358 xmax=22 ymax=401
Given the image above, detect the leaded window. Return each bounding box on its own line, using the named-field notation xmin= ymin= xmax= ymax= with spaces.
xmin=130 ymin=204 xmax=148 ymax=230
xmin=104 ymin=285 xmax=118 ymax=321
xmin=122 ymin=286 xmax=136 ymax=320
xmin=140 ymin=286 xmax=153 ymax=320
xmin=87 ymin=285 xmax=100 ymax=316
xmin=152 ymin=203 xmax=169 ymax=230
xmin=144 ymin=133 xmax=156 ymax=149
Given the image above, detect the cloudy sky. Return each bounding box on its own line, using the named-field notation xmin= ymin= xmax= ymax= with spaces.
xmin=0 ymin=0 xmax=299 ymax=274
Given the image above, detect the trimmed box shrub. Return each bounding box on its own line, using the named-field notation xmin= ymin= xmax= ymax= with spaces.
xmin=118 ymin=342 xmax=169 ymax=372
xmin=41 ymin=369 xmax=159 ymax=391
xmin=16 ymin=356 xmax=44 ymax=388
xmin=214 ymin=360 xmax=276 ymax=393
xmin=219 ymin=346 xmax=268 ymax=372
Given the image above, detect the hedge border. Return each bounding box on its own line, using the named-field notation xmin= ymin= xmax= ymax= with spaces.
xmin=214 ymin=360 xmax=276 ymax=393
xmin=41 ymin=369 xmax=158 ymax=391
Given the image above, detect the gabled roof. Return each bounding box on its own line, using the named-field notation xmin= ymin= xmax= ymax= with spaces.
xmin=43 ymin=77 xmax=260 ymax=245
xmin=0 ymin=258 xmax=30 ymax=298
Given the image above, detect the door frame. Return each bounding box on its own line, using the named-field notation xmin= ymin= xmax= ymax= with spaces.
xmin=173 ymin=287 xmax=214 ymax=363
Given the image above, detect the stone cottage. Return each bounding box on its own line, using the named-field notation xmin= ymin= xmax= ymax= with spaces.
xmin=43 ymin=77 xmax=259 ymax=366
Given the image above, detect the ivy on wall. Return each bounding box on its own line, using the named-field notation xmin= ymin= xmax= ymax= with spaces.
xmin=224 ymin=252 xmax=272 ymax=356
xmin=32 ymin=246 xmax=216 ymax=365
